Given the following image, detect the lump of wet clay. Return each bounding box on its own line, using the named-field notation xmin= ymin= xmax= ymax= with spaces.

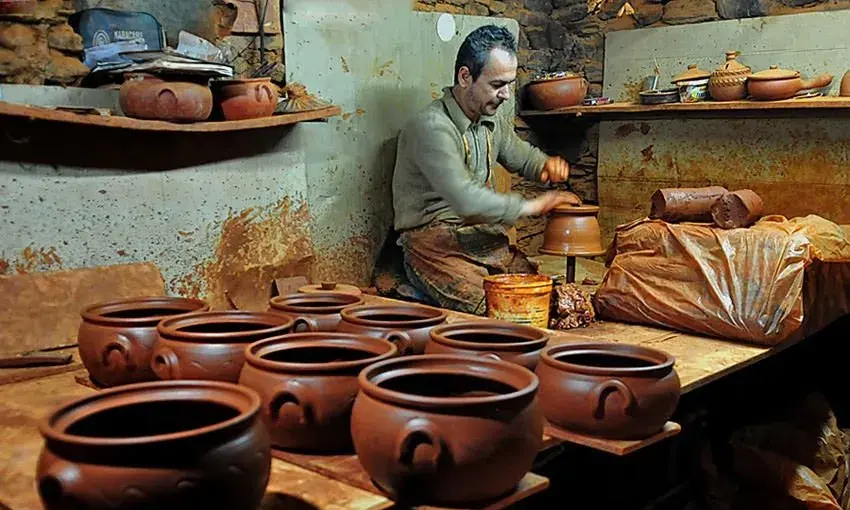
xmin=711 ymin=190 xmax=764 ymax=229
xmin=650 ymin=186 xmax=729 ymax=223
xmin=549 ymin=283 xmax=596 ymax=330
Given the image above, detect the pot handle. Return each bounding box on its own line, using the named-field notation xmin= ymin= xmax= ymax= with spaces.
xmin=292 ymin=316 xmax=319 ymax=333
xmin=101 ymin=333 xmax=135 ymax=371
xmin=394 ymin=418 xmax=446 ymax=471
xmin=150 ymin=347 xmax=181 ymax=380
xmin=269 ymin=380 xmax=320 ymax=426
xmin=590 ymin=379 xmax=637 ymax=419
xmin=383 ymin=331 xmax=413 ymax=355
xmin=478 ymin=352 xmax=502 ymax=361
xmin=801 ymin=74 xmax=833 ymax=90
xmin=38 ymin=461 xmax=81 ymax=505
xmin=256 ymin=83 xmax=276 ymax=102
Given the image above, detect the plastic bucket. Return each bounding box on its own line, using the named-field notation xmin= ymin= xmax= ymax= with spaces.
xmin=483 ymin=274 xmax=553 ymax=329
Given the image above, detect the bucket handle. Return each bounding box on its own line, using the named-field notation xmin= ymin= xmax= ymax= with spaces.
xmin=590 ymin=379 xmax=637 ymax=419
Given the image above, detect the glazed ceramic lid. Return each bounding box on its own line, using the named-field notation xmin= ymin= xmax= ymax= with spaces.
xmin=672 ymin=64 xmax=711 ymax=83
xmin=530 ymin=71 xmax=583 ymax=84
xmin=749 ymin=65 xmax=800 ymax=81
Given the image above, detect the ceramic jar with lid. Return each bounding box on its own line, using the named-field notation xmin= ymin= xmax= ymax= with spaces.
xmin=672 ymin=64 xmax=711 ymax=103
xmin=708 ymin=51 xmax=751 ymax=102
xmin=78 ymin=297 xmax=208 ymax=387
xmin=748 ymin=66 xmax=833 ymax=100
xmin=36 ymin=380 xmax=271 ymax=510
xmin=337 ymin=304 xmax=448 ymax=355
xmin=526 ymin=71 xmax=589 ymax=110
xmin=268 ymin=292 xmax=364 ymax=332
xmin=351 ymin=355 xmax=543 ymax=504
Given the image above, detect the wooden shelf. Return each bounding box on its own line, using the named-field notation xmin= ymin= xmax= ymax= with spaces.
xmin=0 ymin=101 xmax=341 ymax=132
xmin=520 ymin=96 xmax=850 ymax=119
xmin=544 ymin=421 xmax=682 ymax=456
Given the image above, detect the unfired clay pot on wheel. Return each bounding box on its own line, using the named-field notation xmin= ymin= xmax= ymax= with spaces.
xmin=351 ymin=355 xmax=543 ymax=505
xmin=540 ymin=204 xmax=605 ymax=256
xmin=239 ymin=332 xmax=397 ymax=452
xmin=268 ymin=292 xmax=364 ymax=332
xmin=36 ymin=380 xmax=271 ymax=510
xmin=78 ymin=297 xmax=208 ymax=387
xmin=338 ymin=304 xmax=448 ymax=355
xmin=425 ymin=321 xmax=549 ymax=370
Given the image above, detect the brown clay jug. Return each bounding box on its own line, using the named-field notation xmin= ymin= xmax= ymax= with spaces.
xmin=536 ymin=343 xmax=680 ymax=439
xmin=152 ymin=311 xmax=293 ymax=383
xmin=425 ymin=321 xmax=549 ymax=370
xmin=78 ymin=297 xmax=208 ymax=387
xmin=268 ymin=292 xmax=364 ymax=332
xmin=540 ymin=204 xmax=605 ymax=256
xmin=37 ymin=380 xmax=271 ymax=510
xmin=351 ymin=355 xmax=543 ymax=504
xmin=239 ymin=332 xmax=397 ymax=452
xmin=337 ymin=304 xmax=448 ymax=355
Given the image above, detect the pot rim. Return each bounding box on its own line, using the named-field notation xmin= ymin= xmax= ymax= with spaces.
xmin=81 ymin=296 xmax=208 ymax=327
xmin=245 ymin=332 xmax=398 ymax=373
xmin=483 ymin=273 xmax=553 ymax=291
xmin=429 ymin=321 xmax=549 ymax=352
xmin=39 ymin=380 xmax=260 ymax=447
xmin=541 ymin=342 xmax=675 ymax=376
xmin=549 ymin=204 xmax=600 ymax=214
xmin=269 ymin=292 xmax=364 ymax=314
xmin=529 ymin=71 xmax=583 ymax=84
xmin=358 ymin=354 xmax=538 ymax=410
xmin=340 ymin=305 xmax=448 ymax=329
xmin=156 ymin=311 xmax=293 ymax=343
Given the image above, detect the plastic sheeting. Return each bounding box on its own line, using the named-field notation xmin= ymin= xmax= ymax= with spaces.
xmin=595 ymin=215 xmax=850 ymax=345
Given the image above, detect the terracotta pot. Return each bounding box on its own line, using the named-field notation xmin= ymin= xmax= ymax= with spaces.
xmin=213 ymin=78 xmax=279 ymax=121
xmin=268 ymin=292 xmax=364 ymax=332
xmin=351 ymin=355 xmax=543 ymax=504
xmin=426 ymin=321 xmax=549 ymax=370
xmin=152 ymin=311 xmax=293 ymax=382
xmin=747 ymin=66 xmax=833 ymax=101
xmin=536 ymin=343 xmax=681 ymax=439
xmin=120 ymin=74 xmax=213 ymax=122
xmin=78 ymin=297 xmax=208 ymax=387
xmin=37 ymin=380 xmax=271 ymax=510
xmin=540 ymin=204 xmax=605 ymax=256
xmin=239 ymin=333 xmax=397 ymax=452
xmin=841 ymin=71 xmax=850 ymax=97
xmin=298 ymin=281 xmax=363 ymax=296
xmin=709 ymin=51 xmax=751 ymax=102
xmin=337 ymin=304 xmax=448 ymax=355
xmin=526 ymin=72 xmax=589 ymax=110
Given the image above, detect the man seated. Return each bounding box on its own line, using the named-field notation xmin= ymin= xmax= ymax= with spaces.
xmin=391 ymin=24 xmax=579 ymax=314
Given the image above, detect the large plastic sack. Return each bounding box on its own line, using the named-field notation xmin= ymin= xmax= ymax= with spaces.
xmin=595 ymin=215 xmax=850 ymax=345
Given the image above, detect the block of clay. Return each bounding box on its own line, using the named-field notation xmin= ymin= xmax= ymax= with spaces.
xmin=711 ymin=190 xmax=764 ymax=229
xmin=650 ymin=186 xmax=729 ymax=223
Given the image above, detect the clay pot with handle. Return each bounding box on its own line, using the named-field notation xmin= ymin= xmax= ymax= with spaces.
xmin=337 ymin=304 xmax=448 ymax=355
xmin=747 ymin=66 xmax=833 ymax=100
xmin=268 ymin=292 xmax=364 ymax=332
xmin=119 ymin=74 xmax=213 ymax=122
xmin=536 ymin=343 xmax=680 ymax=440
xmin=213 ymin=77 xmax=280 ymax=121
xmin=526 ymin=72 xmax=589 ymax=110
xmin=78 ymin=297 xmax=208 ymax=387
xmin=425 ymin=321 xmax=549 ymax=370
xmin=239 ymin=332 xmax=397 ymax=452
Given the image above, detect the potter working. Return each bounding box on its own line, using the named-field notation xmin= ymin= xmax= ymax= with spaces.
xmin=390 ymin=25 xmax=579 ymax=314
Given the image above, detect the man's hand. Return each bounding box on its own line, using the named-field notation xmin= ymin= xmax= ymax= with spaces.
xmin=521 ymin=191 xmax=582 ymax=217
xmin=539 ymin=156 xmax=570 ymax=183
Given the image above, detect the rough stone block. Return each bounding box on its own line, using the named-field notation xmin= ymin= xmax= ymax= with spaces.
xmin=524 ymin=0 xmax=553 ymax=12
xmin=434 ymin=3 xmax=464 ymax=13
xmin=552 ymin=3 xmax=588 ymax=21
xmin=490 ymin=1 xmax=508 ymax=12
xmin=0 ymin=22 xmax=38 ymax=49
xmin=47 ymin=24 xmax=82 ymax=52
xmin=526 ymin=27 xmax=549 ymax=49
xmin=44 ymin=49 xmax=89 ymax=84
xmin=546 ymin=20 xmax=572 ymax=49
xmin=635 ymin=1 xmax=665 ymax=24
xmin=663 ymin=0 xmax=719 ymax=24
xmin=716 ymin=0 xmax=768 ymax=17
xmin=465 ymin=2 xmax=490 ymax=15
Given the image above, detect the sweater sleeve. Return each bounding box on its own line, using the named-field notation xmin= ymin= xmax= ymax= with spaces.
xmin=494 ymin=113 xmax=549 ymax=181
xmin=408 ymin=117 xmax=526 ymax=225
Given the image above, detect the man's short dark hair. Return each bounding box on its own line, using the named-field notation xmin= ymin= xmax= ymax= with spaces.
xmin=454 ymin=25 xmax=517 ymax=85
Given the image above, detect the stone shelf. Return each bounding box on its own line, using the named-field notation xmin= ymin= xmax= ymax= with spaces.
xmin=520 ymin=96 xmax=850 ymax=119
xmin=0 ymin=101 xmax=341 ymax=132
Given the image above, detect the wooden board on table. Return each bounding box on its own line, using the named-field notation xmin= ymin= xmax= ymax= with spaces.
xmin=0 ymin=348 xmax=82 ymax=386
xmin=0 ymin=262 xmax=165 ymax=356
xmin=544 ymin=421 xmax=681 ymax=456
xmin=271 ymin=449 xmax=549 ymax=510
xmin=0 ymin=370 xmax=393 ymax=510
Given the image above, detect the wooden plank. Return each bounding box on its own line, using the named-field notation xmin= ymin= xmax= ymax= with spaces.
xmin=271 ymin=449 xmax=548 ymax=510
xmin=229 ymin=0 xmax=282 ymax=35
xmin=544 ymin=421 xmax=682 ymax=456
xmin=520 ymin=96 xmax=850 ymax=118
xmin=0 ymin=102 xmax=341 ymax=133
xmin=0 ymin=348 xmax=82 ymax=386
xmin=0 ymin=370 xmax=393 ymax=510
xmin=0 ymin=262 xmax=165 ymax=356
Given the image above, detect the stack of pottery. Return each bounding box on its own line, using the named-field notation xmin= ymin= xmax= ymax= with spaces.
xmin=708 ymin=51 xmax=751 ymax=102
xmin=77 ymin=297 xmax=208 ymax=387
xmin=337 ymin=304 xmax=448 ymax=355
xmin=536 ymin=343 xmax=680 ymax=439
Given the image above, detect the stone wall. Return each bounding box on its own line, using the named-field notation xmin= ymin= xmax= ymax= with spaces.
xmin=0 ymin=0 xmax=88 ymax=85
xmin=414 ymin=0 xmax=850 ymax=253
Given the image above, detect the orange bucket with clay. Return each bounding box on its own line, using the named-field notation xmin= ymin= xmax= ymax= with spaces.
xmin=483 ymin=274 xmax=553 ymax=329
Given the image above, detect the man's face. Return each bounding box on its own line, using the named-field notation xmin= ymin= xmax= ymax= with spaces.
xmin=460 ymin=48 xmax=517 ymax=118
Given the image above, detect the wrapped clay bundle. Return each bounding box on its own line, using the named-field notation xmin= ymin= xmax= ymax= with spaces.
xmin=549 ymin=283 xmax=596 ymax=330
xmin=650 ymin=186 xmax=729 ymax=223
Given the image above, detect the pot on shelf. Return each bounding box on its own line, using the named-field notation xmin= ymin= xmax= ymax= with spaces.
xmin=672 ymin=64 xmax=711 ymax=104
xmin=152 ymin=311 xmax=293 ymax=382
xmin=526 ymin=72 xmax=589 ymax=110
xmin=536 ymin=343 xmax=681 ymax=439
xmin=239 ymin=332 xmax=397 ymax=452
xmin=337 ymin=304 xmax=448 ymax=355
xmin=212 ymin=77 xmax=280 ymax=121
xmin=268 ymin=292 xmax=364 ymax=332
xmin=841 ymin=71 xmax=850 ymax=97
xmin=78 ymin=297 xmax=208 ymax=387
xmin=747 ymin=66 xmax=833 ymax=101
xmin=539 ymin=204 xmax=605 ymax=256
xmin=119 ymin=74 xmax=213 ymax=122
xmin=351 ymin=355 xmax=543 ymax=505
xmin=36 ymin=380 xmax=271 ymax=510
xmin=425 ymin=321 xmax=549 ymax=370
xmin=708 ymin=51 xmax=751 ymax=102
